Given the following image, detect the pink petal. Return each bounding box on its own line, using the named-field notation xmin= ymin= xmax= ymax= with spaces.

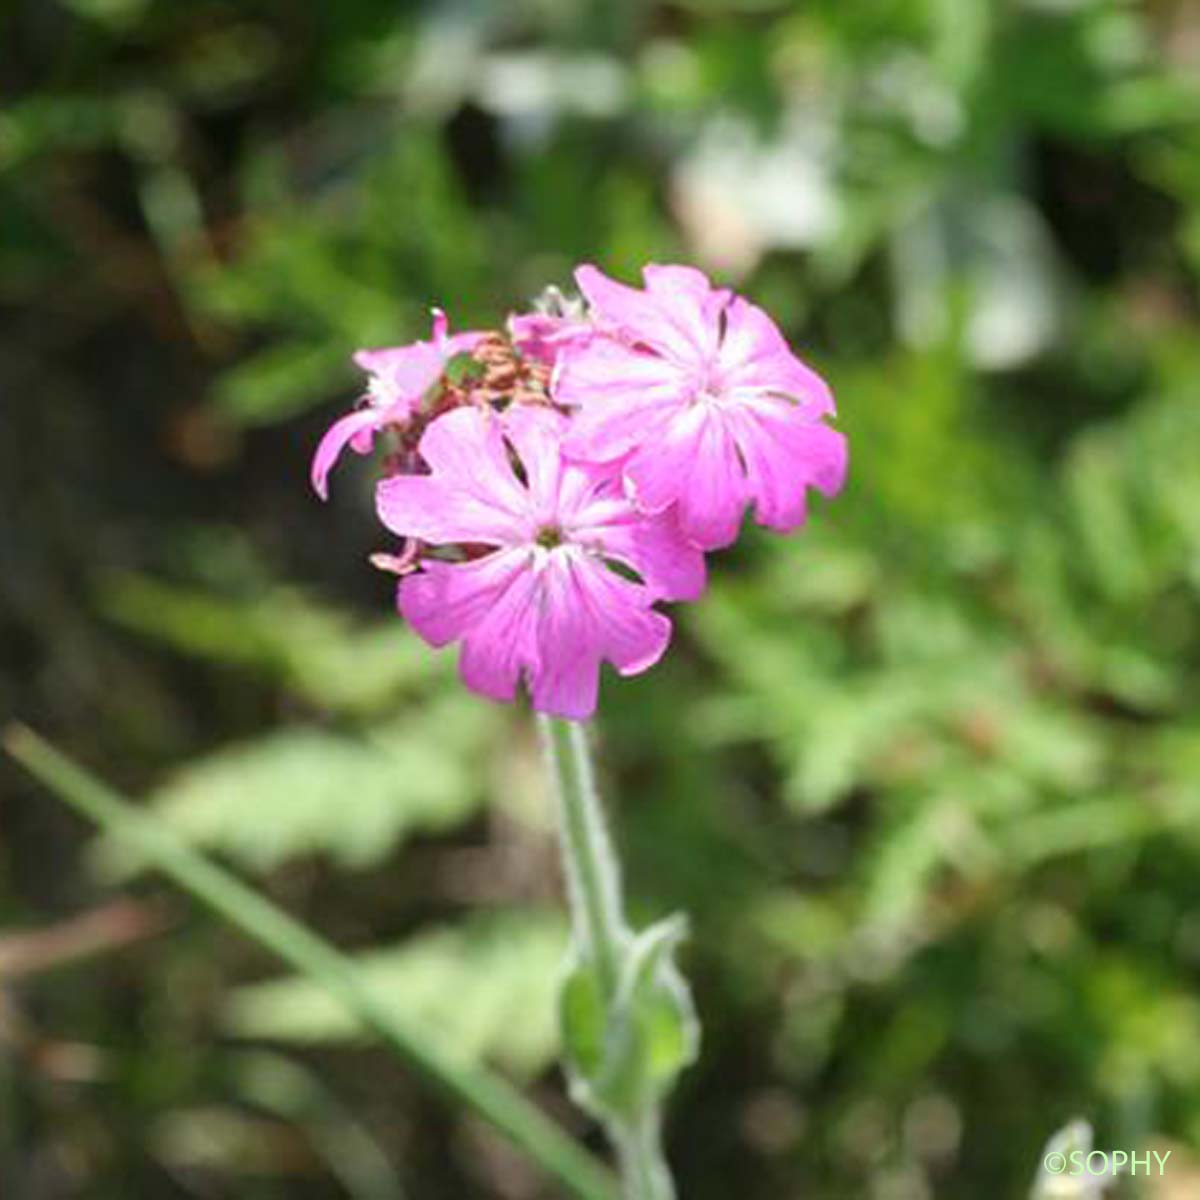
xmin=641 ymin=263 xmax=729 ymax=360
xmin=575 ymin=264 xmax=711 ymax=365
xmin=624 ymin=509 xmax=708 ymax=601
xmin=557 ymin=338 xmax=684 ymax=462
xmin=376 ymin=473 xmax=525 ymax=546
xmin=508 ymin=313 xmax=558 ymax=364
xmin=718 ymin=297 xmax=834 ymax=416
xmin=400 ymin=550 xmax=545 ymax=707
xmin=416 ymin=408 xmax=531 ymax=519
xmin=500 ymin=406 xmax=569 ymax=518
xmin=727 ymin=398 xmax=848 ymax=532
xmin=578 ymin=568 xmax=672 ymax=676
xmin=670 ymin=406 xmax=748 ymax=549
xmin=430 ymin=308 xmax=450 ymax=346
xmin=622 ymin=404 xmax=748 ymax=549
xmin=311 ymin=407 xmax=385 ymax=499
xmin=527 ymin=560 xmax=602 ymax=719
xmin=443 ymin=329 xmax=487 ymax=357
xmin=619 ymin=409 xmax=703 ymax=514
xmin=457 ymin=563 xmax=542 ymax=703
xmin=642 ymin=263 xmax=722 ymax=301
xmin=570 ymin=498 xmax=707 ymax=602
xmin=398 ymin=550 xmax=530 ymax=648
xmin=554 ymin=457 xmax=622 ymax=524
xmin=530 ymin=555 xmax=671 ymax=719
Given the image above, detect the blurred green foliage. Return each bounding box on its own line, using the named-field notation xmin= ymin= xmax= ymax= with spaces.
xmin=224 ymin=911 xmax=566 ymax=1079
xmin=3 ymin=0 xmax=1200 ymax=1197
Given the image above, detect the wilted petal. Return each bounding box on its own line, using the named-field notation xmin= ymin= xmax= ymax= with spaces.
xmin=355 ymin=314 xmax=486 ymax=399
xmin=353 ymin=343 xmax=441 ymax=394
xmin=508 ymin=312 xmax=593 ymax=366
xmin=311 ymin=407 xmax=385 ymax=499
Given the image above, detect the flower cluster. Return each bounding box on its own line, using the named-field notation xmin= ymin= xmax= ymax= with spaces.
xmin=314 ymin=264 xmax=846 ymax=719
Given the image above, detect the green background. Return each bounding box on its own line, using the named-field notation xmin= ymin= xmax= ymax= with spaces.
xmin=3 ymin=0 xmax=1200 ymax=1196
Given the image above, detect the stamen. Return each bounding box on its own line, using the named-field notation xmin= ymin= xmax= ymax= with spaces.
xmin=535 ymin=525 xmax=565 ymax=549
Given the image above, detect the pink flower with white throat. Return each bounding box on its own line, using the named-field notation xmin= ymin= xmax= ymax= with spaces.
xmin=555 ymin=264 xmax=847 ymax=549
xmin=375 ymin=406 xmax=705 ymax=720
xmin=310 ymin=310 xmax=484 ymax=499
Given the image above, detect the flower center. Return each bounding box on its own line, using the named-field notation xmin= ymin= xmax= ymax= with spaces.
xmin=535 ymin=524 xmax=565 ymax=550
xmin=691 ymin=365 xmax=724 ymax=407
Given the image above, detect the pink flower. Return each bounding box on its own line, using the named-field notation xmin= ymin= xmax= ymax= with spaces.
xmin=555 ymin=264 xmax=847 ymax=549
xmin=375 ymin=406 xmax=705 ymax=719
xmin=311 ymin=310 xmax=484 ymax=499
xmin=508 ymin=311 xmax=594 ymax=368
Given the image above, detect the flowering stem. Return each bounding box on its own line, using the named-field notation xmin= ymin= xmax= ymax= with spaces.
xmin=540 ymin=717 xmax=626 ymax=996
xmin=614 ymin=1109 xmax=674 ymax=1200
xmin=539 ymin=716 xmax=678 ymax=1200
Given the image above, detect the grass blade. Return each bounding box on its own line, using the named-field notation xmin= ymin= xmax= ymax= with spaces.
xmin=4 ymin=724 xmax=616 ymax=1200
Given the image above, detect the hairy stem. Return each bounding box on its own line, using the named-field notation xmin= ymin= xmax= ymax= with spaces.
xmin=540 ymin=716 xmax=625 ymax=996
xmin=615 ymin=1110 xmax=674 ymax=1200
xmin=539 ymin=715 xmax=677 ymax=1200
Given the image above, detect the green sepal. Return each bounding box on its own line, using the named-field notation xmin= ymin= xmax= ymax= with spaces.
xmin=559 ymin=955 xmax=607 ymax=1091
xmin=602 ymin=915 xmax=699 ymax=1114
xmin=557 ymin=916 xmax=699 ymax=1122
